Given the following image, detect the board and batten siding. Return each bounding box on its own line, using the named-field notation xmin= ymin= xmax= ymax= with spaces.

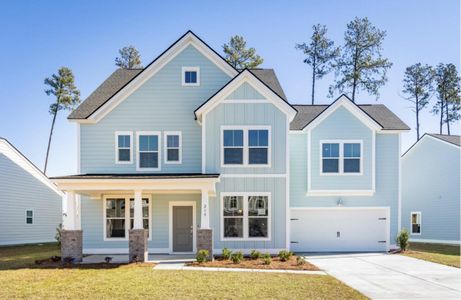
xmin=290 ymin=132 xmax=400 ymax=243
xmin=0 ymin=153 xmax=61 ymax=245
xmin=225 ymin=82 xmax=265 ymax=100
xmin=402 ymin=136 xmax=460 ymax=242
xmin=80 ymin=44 xmax=231 ymax=174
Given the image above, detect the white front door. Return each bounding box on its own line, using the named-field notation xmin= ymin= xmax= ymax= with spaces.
xmin=290 ymin=208 xmax=389 ymax=252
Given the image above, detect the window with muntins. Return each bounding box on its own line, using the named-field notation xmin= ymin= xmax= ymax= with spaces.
xmin=25 ymin=210 xmax=33 ymax=225
xmin=411 ymin=212 xmax=421 ymax=234
xmin=321 ymin=141 xmax=362 ymax=174
xmin=182 ymin=67 xmax=200 ymax=86
xmin=322 ymin=143 xmax=339 ymax=173
xmin=138 ymin=133 xmax=159 ymax=170
xmin=165 ymin=132 xmax=181 ymax=163
xmin=130 ymin=198 xmax=150 ymax=237
xmin=223 ymin=130 xmax=244 ymax=164
xmin=116 ymin=132 xmax=132 ymax=163
xmin=222 ymin=127 xmax=270 ymax=166
xmin=249 ymin=130 xmax=269 ymax=164
xmin=105 ymin=197 xmax=151 ymax=239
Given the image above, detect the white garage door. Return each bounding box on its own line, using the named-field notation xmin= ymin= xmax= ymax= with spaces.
xmin=290 ymin=208 xmax=389 ymax=252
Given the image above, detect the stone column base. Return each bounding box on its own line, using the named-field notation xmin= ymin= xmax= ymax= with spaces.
xmin=61 ymin=230 xmax=83 ymax=263
xmin=197 ymin=228 xmax=213 ymax=260
xmin=129 ymin=229 xmax=148 ymax=262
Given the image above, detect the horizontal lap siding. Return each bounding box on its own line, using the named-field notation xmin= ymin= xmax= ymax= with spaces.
xmin=0 ymin=154 xmax=61 ymax=245
xmin=402 ymin=137 xmax=460 ymax=242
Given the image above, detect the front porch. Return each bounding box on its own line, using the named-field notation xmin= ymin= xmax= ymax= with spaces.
xmin=51 ymin=173 xmax=219 ymax=262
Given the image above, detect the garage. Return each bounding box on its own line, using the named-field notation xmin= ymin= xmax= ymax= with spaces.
xmin=290 ymin=207 xmax=389 ymax=252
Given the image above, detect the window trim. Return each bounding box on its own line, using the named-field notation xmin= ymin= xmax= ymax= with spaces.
xmin=410 ymin=211 xmax=422 ymax=235
xmin=103 ymin=194 xmax=152 ymax=241
xmin=220 ymin=192 xmax=271 ymax=241
xmin=136 ymin=131 xmax=161 ymax=171
xmin=164 ymin=131 xmax=182 ymax=164
xmin=25 ymin=209 xmax=34 ymax=225
xmin=220 ymin=126 xmax=272 ymax=168
xmin=115 ymin=131 xmax=133 ymax=164
xmin=319 ymin=140 xmax=363 ymax=176
xmin=182 ymin=66 xmax=200 ymax=86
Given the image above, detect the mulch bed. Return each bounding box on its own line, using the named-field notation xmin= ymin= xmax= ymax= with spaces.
xmin=187 ymin=256 xmax=319 ymax=271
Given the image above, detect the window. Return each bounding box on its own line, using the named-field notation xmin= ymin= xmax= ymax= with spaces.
xmin=321 ymin=140 xmax=362 ymax=174
xmin=115 ymin=131 xmax=132 ymax=164
xmin=222 ymin=194 xmax=270 ymax=240
xmin=164 ymin=132 xmax=182 ymax=164
xmin=182 ymin=67 xmax=200 ymax=86
xmin=137 ymin=132 xmax=160 ymax=170
xmin=104 ymin=196 xmax=151 ymax=240
xmin=222 ymin=127 xmax=271 ymax=167
xmin=25 ymin=209 xmax=33 ymax=225
xmin=411 ymin=212 xmax=421 ymax=235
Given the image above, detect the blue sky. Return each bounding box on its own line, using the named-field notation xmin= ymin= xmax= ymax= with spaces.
xmin=0 ymin=0 xmax=459 ymax=176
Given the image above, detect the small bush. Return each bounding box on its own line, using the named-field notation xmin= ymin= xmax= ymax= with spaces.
xmin=196 ymin=250 xmax=209 ymax=263
xmin=278 ymin=250 xmax=292 ymax=262
xmin=222 ymin=248 xmax=232 ymax=260
xmin=230 ymin=251 xmax=243 ymax=264
xmin=262 ymin=252 xmax=271 ymax=265
xmin=104 ymin=256 xmax=113 ymax=264
xmin=250 ymin=250 xmax=261 ymax=260
xmin=296 ymin=256 xmax=306 ymax=266
xmin=396 ymin=228 xmax=410 ymax=251
xmin=55 ymin=224 xmax=62 ymax=246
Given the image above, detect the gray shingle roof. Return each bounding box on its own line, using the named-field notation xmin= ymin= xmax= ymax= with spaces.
xmin=290 ymin=104 xmax=410 ymax=131
xmin=428 ymin=134 xmax=461 ymax=147
xmin=69 ymin=68 xmax=287 ymax=119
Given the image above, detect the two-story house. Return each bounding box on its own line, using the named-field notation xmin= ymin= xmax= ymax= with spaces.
xmin=51 ymin=31 xmax=409 ymax=262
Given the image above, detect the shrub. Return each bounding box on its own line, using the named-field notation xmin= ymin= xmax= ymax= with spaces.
xmin=230 ymin=251 xmax=243 ymax=264
xmin=196 ymin=250 xmax=209 ymax=263
xmin=278 ymin=250 xmax=292 ymax=262
xmin=222 ymin=247 xmax=232 ymax=260
xmin=55 ymin=224 xmax=62 ymax=246
xmin=104 ymin=256 xmax=113 ymax=264
xmin=396 ymin=228 xmax=410 ymax=251
xmin=250 ymin=250 xmax=261 ymax=260
xmin=262 ymin=252 xmax=271 ymax=265
xmin=296 ymin=256 xmax=306 ymax=266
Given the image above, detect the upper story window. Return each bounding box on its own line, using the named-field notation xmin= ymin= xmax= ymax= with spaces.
xmin=222 ymin=127 xmax=271 ymax=167
xmin=137 ymin=132 xmax=160 ymax=171
xmin=115 ymin=131 xmax=133 ymax=164
xmin=182 ymin=67 xmax=200 ymax=86
xmin=25 ymin=209 xmax=33 ymax=225
xmin=411 ymin=212 xmax=421 ymax=235
xmin=321 ymin=140 xmax=362 ymax=175
xmin=164 ymin=131 xmax=182 ymax=164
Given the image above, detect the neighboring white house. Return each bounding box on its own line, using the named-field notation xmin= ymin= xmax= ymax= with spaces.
xmin=0 ymin=137 xmax=63 ymax=245
xmin=402 ymin=133 xmax=460 ymax=245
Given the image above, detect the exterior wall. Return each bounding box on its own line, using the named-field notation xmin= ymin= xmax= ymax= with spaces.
xmin=310 ymin=106 xmax=373 ymax=190
xmin=225 ymin=82 xmax=265 ymax=100
xmin=81 ymin=193 xmax=201 ymax=252
xmin=290 ymin=132 xmax=400 ymax=243
xmin=0 ymin=153 xmax=62 ymax=245
xmin=80 ymin=44 xmax=231 ymax=174
xmin=402 ymin=137 xmax=460 ymax=243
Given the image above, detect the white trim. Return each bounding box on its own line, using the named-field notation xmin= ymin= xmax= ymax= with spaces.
xmin=213 ymin=248 xmax=286 ymax=255
xmin=372 ymin=131 xmax=376 ymax=191
xmin=0 ymin=139 xmax=63 ymax=197
xmin=76 ymin=123 xmax=80 ymax=173
xmin=201 ymin=112 xmax=207 ymax=173
xmin=72 ymin=32 xmax=238 ymax=124
xmin=114 ymin=131 xmax=133 ymax=164
xmin=169 ymin=201 xmax=197 ymax=254
xmin=102 ymin=194 xmax=153 ymax=242
xmin=136 ymin=131 xmax=161 ymax=171
xmin=220 ymin=192 xmax=271 ymax=242
xmin=285 ymin=117 xmax=291 ymax=250
xmin=319 ymin=140 xmax=363 ymax=176
xmin=408 ymin=239 xmax=461 ymax=245
xmin=164 ymin=131 xmax=182 ymax=164
xmin=25 ymin=209 xmax=34 ymax=225
xmin=397 ymin=133 xmax=402 ymax=231
xmin=306 ymin=190 xmax=375 ymax=197
xmin=195 ymin=70 xmax=297 ymax=122
xmin=220 ymin=174 xmax=287 ymax=178
xmin=307 ymin=131 xmax=311 ymax=191
xmin=410 ymin=211 xmax=422 ymax=235
xmin=181 ymin=66 xmax=200 ymax=86
xmin=220 ymin=125 xmax=272 ymax=168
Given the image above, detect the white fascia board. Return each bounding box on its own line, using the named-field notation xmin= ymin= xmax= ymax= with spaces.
xmin=76 ymin=32 xmax=238 ymax=124
xmin=195 ymin=70 xmax=297 ymax=123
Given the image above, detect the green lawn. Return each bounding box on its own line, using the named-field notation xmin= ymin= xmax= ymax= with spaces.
xmin=403 ymin=242 xmax=460 ymax=268
xmin=0 ymin=244 xmax=367 ymax=299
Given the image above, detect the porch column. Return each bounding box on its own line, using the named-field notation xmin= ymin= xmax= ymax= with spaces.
xmin=197 ymin=189 xmax=213 ymax=260
xmin=61 ymin=191 xmax=83 ymax=263
xmin=129 ymin=190 xmax=147 ymax=262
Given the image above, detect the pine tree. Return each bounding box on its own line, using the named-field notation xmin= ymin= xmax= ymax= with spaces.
xmin=223 ymin=35 xmax=263 ymax=69
xmin=115 ymin=46 xmax=143 ymax=69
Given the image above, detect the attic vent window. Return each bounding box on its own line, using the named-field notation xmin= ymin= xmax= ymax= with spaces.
xmin=182 ymin=67 xmax=200 ymax=86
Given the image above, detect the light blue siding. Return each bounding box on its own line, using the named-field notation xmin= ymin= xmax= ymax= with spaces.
xmin=80 ymin=45 xmax=231 ymax=174
xmin=225 ymin=82 xmax=265 ymax=100
xmin=290 ymin=133 xmax=400 ymax=243
xmin=0 ymin=154 xmax=61 ymax=245
xmin=310 ymin=106 xmax=373 ymax=190
xmin=402 ymin=136 xmax=460 ymax=242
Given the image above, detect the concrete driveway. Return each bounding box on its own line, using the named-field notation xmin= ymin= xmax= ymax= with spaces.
xmin=305 ymin=253 xmax=461 ymax=299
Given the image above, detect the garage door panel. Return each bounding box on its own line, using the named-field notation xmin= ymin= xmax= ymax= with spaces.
xmin=291 ymin=208 xmax=388 ymax=252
